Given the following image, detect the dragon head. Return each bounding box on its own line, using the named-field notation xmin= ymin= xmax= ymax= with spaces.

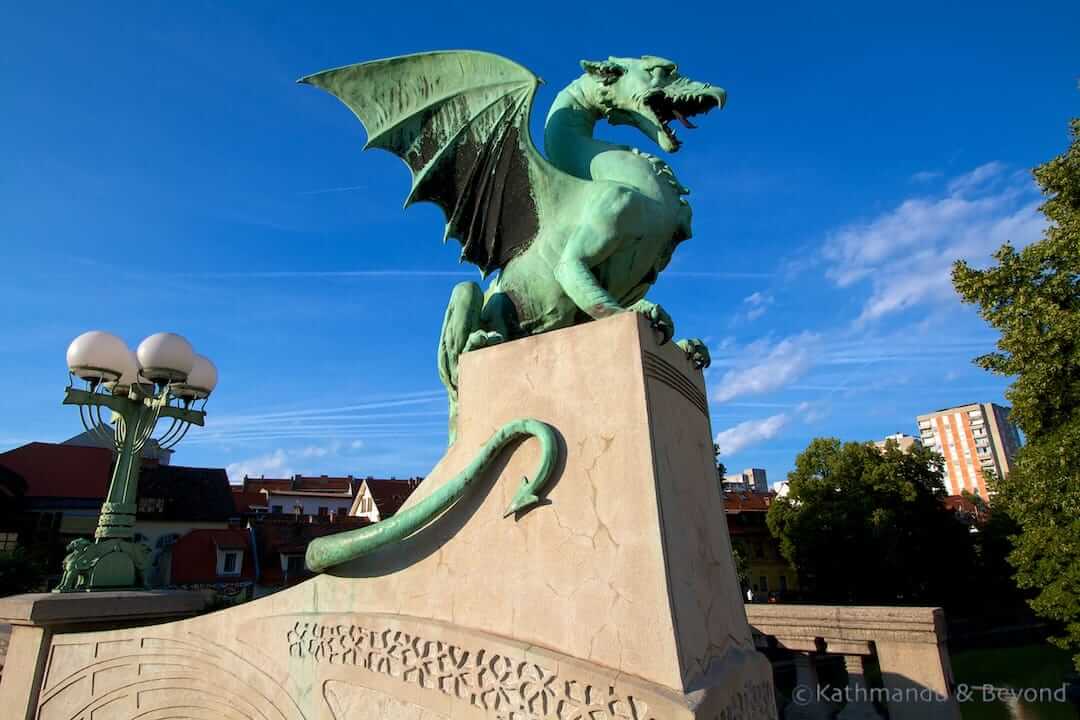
xmin=581 ymin=55 xmax=726 ymax=153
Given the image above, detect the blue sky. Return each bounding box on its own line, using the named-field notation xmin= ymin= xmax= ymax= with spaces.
xmin=2 ymin=2 xmax=1077 ymax=486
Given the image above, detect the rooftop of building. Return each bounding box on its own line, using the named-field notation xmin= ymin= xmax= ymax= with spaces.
xmin=917 ymin=402 xmax=1010 ymax=418
xmin=722 ymin=490 xmax=777 ymax=513
xmin=0 ymin=441 xmax=114 ymax=498
xmin=0 ymin=441 xmax=234 ymax=522
xmin=138 ymin=464 xmax=235 ymax=522
xmin=360 ymin=477 xmax=423 ymax=516
xmin=237 ymin=474 xmax=355 ymax=493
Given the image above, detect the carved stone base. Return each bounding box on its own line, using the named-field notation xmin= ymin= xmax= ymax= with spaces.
xmin=1 ymin=314 xmax=776 ymax=719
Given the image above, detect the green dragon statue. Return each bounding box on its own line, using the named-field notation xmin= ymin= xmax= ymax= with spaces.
xmin=301 ymin=51 xmax=725 ymax=571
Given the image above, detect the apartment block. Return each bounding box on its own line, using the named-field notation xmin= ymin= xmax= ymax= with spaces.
xmin=723 ymin=467 xmax=769 ymax=494
xmin=916 ymin=403 xmax=1022 ymax=496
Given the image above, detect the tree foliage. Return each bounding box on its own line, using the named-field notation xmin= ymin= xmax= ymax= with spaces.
xmin=766 ymin=438 xmax=976 ymax=607
xmin=730 ymin=540 xmax=751 ymax=591
xmin=952 ymin=118 xmax=1080 ymax=670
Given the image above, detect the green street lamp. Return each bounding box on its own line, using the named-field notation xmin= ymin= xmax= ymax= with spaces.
xmin=55 ymin=330 xmax=218 ymax=592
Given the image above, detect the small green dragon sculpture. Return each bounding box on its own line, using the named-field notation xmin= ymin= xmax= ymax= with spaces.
xmin=300 ymin=51 xmax=725 ymax=571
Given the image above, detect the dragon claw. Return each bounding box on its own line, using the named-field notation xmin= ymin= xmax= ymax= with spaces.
xmin=676 ymin=338 xmax=711 ymax=369
xmin=630 ymin=300 xmax=674 ymax=345
xmin=464 ymin=330 xmax=505 ymax=354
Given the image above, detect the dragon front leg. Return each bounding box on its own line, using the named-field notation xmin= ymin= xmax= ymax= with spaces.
xmin=305 ymin=418 xmax=558 ymax=572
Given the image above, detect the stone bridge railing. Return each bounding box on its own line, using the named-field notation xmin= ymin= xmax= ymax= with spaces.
xmin=746 ymin=604 xmax=960 ymax=720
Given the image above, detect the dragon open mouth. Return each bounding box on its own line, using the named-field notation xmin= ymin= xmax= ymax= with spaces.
xmin=644 ymin=88 xmax=725 ymax=150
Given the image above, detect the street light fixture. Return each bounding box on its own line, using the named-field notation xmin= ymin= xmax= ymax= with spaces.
xmin=55 ymin=330 xmax=218 ymax=592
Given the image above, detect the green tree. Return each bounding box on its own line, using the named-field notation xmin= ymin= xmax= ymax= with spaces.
xmin=730 ymin=540 xmax=751 ymax=591
xmin=952 ymin=118 xmax=1080 ymax=670
xmin=714 ymin=443 xmax=727 ymax=482
xmin=766 ymin=438 xmax=976 ymax=608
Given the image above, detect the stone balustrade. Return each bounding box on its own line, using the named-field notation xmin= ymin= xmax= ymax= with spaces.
xmin=746 ymin=604 xmax=961 ymax=720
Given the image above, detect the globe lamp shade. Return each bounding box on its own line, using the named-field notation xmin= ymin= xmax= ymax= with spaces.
xmin=103 ymin=351 xmax=141 ymax=394
xmin=172 ymin=354 xmax=218 ymax=400
xmin=136 ymin=332 xmax=195 ymax=384
xmin=66 ymin=331 xmax=131 ymax=382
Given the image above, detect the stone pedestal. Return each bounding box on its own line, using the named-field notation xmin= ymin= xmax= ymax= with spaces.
xmin=0 ymin=313 xmax=776 ymax=719
xmin=0 ymin=590 xmax=208 ymax=720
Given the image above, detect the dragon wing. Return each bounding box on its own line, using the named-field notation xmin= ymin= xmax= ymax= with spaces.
xmin=301 ymin=50 xmax=564 ymax=276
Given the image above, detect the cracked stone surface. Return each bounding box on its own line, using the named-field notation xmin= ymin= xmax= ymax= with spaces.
xmin=292 ymin=313 xmax=765 ymax=693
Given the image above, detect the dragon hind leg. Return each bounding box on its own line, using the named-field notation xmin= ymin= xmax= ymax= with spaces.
xmin=438 ymin=282 xmax=484 ymax=445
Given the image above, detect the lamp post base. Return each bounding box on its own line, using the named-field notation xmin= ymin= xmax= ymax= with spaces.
xmin=53 ymin=538 xmax=150 ymax=593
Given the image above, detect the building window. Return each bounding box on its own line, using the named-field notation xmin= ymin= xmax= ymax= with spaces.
xmin=318 ymin=506 xmax=329 ymax=516
xmin=216 ymin=549 xmax=244 ymax=576
xmin=759 ymin=576 xmax=768 ymax=592
xmin=0 ymin=532 xmax=17 ymax=552
xmin=138 ymin=497 xmax=165 ymax=513
xmin=779 ymin=575 xmax=788 ymax=592
xmin=271 ymin=505 xmax=283 ymax=514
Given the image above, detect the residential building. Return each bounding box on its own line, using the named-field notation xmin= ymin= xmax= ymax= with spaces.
xmin=133 ymin=463 xmax=238 ymax=585
xmin=723 ymin=490 xmax=797 ymax=600
xmin=722 ymin=468 xmax=768 ymax=494
xmin=0 ymin=442 xmax=386 ymax=601
xmin=246 ymin=513 xmax=369 ymax=596
xmin=0 ymin=441 xmax=235 ymax=586
xmin=169 ymin=527 xmax=257 ymax=604
xmin=233 ymin=475 xmax=357 ymax=518
xmin=916 ymin=403 xmax=1022 ymax=496
xmin=351 ymin=477 xmax=423 ymax=522
xmin=873 ymin=433 xmax=922 ymax=453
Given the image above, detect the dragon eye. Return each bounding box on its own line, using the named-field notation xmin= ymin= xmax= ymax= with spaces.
xmin=650 ymin=65 xmax=676 ymax=80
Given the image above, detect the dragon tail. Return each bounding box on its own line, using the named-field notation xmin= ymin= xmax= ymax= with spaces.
xmin=305 ymin=418 xmax=557 ymax=572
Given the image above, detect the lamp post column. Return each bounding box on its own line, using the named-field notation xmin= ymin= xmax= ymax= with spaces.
xmin=94 ymin=399 xmax=144 ymax=542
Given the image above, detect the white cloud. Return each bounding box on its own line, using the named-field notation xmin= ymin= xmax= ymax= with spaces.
xmin=741 ymin=291 xmax=774 ymax=321
xmin=947 ymin=161 xmax=1004 ymax=194
xmin=226 ymin=449 xmax=292 ymax=482
xmin=711 ymin=332 xmax=820 ymax=403
xmin=224 ymin=440 xmax=361 ymax=482
xmin=822 ymin=162 xmax=1044 ymax=325
xmin=714 ymin=414 xmax=789 ymax=455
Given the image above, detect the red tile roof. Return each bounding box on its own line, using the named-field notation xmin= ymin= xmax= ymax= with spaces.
xmin=364 ymin=478 xmax=422 ymax=517
xmin=0 ymin=442 xmax=113 ymax=498
xmin=293 ymin=475 xmax=353 ymax=492
xmin=722 ymin=491 xmax=776 ymax=513
xmin=239 ymin=477 xmax=293 ymax=492
xmin=231 ymin=487 xmax=268 ymax=514
xmin=239 ymin=475 xmax=354 ymax=494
